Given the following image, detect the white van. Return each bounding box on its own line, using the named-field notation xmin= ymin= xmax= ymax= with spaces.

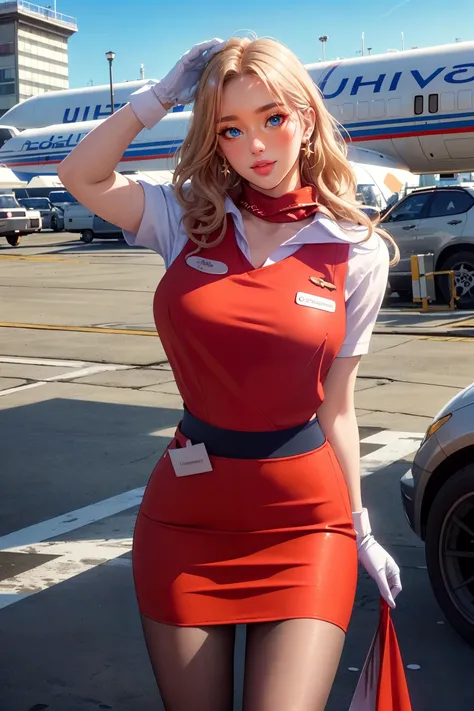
xmin=62 ymin=203 xmax=122 ymax=243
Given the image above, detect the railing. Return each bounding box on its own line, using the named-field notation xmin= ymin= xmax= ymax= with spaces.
xmin=0 ymin=1 xmax=77 ymax=29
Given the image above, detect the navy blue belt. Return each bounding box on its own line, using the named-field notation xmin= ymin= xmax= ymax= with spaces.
xmin=180 ymin=407 xmax=326 ymax=459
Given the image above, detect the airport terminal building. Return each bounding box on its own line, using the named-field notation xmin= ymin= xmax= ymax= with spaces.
xmin=0 ymin=0 xmax=77 ymax=117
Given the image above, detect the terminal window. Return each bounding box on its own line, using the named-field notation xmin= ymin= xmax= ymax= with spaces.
xmin=0 ymin=84 xmax=15 ymax=95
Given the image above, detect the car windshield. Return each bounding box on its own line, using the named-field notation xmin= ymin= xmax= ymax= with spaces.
xmin=18 ymin=198 xmax=50 ymax=209
xmin=49 ymin=191 xmax=77 ymax=205
xmin=0 ymin=195 xmax=19 ymax=208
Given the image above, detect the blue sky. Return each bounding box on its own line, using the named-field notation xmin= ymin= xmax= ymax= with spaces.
xmin=57 ymin=0 xmax=473 ymax=89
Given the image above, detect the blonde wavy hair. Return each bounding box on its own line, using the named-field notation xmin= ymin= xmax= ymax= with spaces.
xmin=172 ymin=36 xmax=399 ymax=266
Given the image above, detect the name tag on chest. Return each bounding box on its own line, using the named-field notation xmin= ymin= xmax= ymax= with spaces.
xmin=186 ymin=256 xmax=229 ymax=275
xmin=295 ymin=292 xmax=336 ymax=312
xmin=168 ymin=440 xmax=213 ymax=476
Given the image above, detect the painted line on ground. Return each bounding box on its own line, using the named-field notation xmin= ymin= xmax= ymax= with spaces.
xmin=0 ymin=430 xmax=423 ymax=610
xmin=0 ymin=535 xmax=135 ymax=611
xmin=0 ymin=355 xmax=87 ymax=368
xmin=360 ymin=431 xmax=424 ymax=478
xmin=0 ymin=487 xmax=145 ymax=551
xmin=0 ymin=254 xmax=88 ymax=263
xmin=0 ymin=322 xmax=157 ymax=336
xmin=416 ymin=335 xmax=474 ymax=342
xmin=0 ymin=362 xmax=134 ymax=397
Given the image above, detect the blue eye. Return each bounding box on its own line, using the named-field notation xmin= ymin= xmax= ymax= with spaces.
xmin=267 ymin=114 xmax=285 ymax=127
xmin=219 ymin=126 xmax=242 ymax=140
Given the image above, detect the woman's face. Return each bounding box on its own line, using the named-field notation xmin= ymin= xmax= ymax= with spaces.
xmin=216 ymin=75 xmax=314 ymax=196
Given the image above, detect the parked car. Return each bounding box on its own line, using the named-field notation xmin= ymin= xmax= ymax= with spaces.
xmin=18 ymin=197 xmax=64 ymax=231
xmin=48 ymin=189 xmax=78 ymax=213
xmin=0 ymin=193 xmax=29 ymax=246
xmin=381 ymin=185 xmax=474 ymax=308
xmin=63 ymin=203 xmax=123 ymax=243
xmin=401 ymin=384 xmax=474 ymax=645
xmin=23 ymin=207 xmax=42 ymax=235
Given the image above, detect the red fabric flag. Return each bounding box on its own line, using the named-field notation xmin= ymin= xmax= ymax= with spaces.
xmin=349 ymin=599 xmax=413 ymax=711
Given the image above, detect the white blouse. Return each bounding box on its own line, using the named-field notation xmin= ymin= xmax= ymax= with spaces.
xmin=123 ymin=181 xmax=389 ymax=358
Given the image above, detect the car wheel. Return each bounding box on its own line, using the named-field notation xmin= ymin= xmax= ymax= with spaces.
xmin=81 ymin=230 xmax=94 ymax=244
xmin=50 ymin=216 xmax=59 ymax=232
xmin=439 ymin=251 xmax=474 ymax=309
xmin=425 ymin=464 xmax=474 ymax=646
xmin=6 ymin=235 xmax=21 ymax=246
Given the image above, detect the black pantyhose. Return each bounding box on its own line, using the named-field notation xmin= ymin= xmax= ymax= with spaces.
xmin=141 ymin=615 xmax=345 ymax=711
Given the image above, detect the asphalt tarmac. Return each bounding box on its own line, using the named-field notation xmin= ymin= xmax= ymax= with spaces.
xmin=1 ymin=232 xmax=474 ymax=711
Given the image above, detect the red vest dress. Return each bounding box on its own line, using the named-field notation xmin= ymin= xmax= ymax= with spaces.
xmin=132 ymin=214 xmax=358 ymax=631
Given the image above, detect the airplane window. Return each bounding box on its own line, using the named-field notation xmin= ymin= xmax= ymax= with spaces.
xmin=414 ymin=95 xmax=423 ymax=115
xmin=458 ymin=90 xmax=472 ymax=110
xmin=356 ymin=101 xmax=369 ymax=119
xmin=0 ymin=127 xmax=14 ymax=149
xmin=342 ymin=103 xmax=354 ymax=120
xmin=428 ymin=94 xmax=439 ymax=114
xmin=427 ymin=190 xmax=474 ymax=218
xmin=384 ymin=192 xmax=431 ymax=222
xmin=371 ymin=100 xmax=385 ymax=118
xmin=440 ymin=92 xmax=455 ymax=111
xmin=388 ymin=98 xmax=401 ymax=117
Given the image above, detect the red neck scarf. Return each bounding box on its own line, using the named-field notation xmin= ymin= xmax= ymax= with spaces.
xmin=236 ymin=182 xmax=320 ymax=223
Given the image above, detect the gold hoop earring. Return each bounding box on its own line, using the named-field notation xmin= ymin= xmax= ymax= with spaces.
xmin=221 ymin=157 xmax=231 ymax=178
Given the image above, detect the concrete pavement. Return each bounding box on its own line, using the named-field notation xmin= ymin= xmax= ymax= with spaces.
xmin=1 ymin=232 xmax=473 ymax=710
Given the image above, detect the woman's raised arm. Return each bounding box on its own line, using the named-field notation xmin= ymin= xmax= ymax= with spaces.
xmin=57 ymin=101 xmax=171 ymax=235
xmin=57 ymin=38 xmax=224 ymax=236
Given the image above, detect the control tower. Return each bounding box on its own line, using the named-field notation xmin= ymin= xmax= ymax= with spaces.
xmin=0 ymin=0 xmax=77 ymax=117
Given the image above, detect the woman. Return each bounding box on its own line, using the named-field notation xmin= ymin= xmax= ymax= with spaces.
xmin=58 ymin=36 xmax=402 ymax=711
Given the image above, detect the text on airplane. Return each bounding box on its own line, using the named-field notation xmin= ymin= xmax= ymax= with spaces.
xmin=61 ymin=103 xmax=185 ymax=124
xmin=319 ymin=62 xmax=474 ymax=98
xmin=21 ymin=133 xmax=86 ymax=151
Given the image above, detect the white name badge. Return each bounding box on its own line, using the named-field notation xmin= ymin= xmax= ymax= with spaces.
xmin=186 ymin=256 xmax=229 ymax=275
xmin=296 ymin=291 xmax=336 ymax=313
xmin=168 ymin=440 xmax=213 ymax=477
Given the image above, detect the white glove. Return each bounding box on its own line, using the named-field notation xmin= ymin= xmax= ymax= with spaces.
xmin=353 ymin=508 xmax=402 ymax=609
xmin=153 ymin=37 xmax=226 ymax=106
xmin=129 ymin=38 xmax=225 ymax=129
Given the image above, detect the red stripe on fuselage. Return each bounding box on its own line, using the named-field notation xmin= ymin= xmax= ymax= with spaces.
xmin=348 ymin=124 xmax=474 ymax=142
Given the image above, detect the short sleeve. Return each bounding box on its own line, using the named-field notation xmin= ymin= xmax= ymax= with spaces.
xmin=122 ymin=179 xmax=186 ymax=268
xmin=337 ymin=234 xmax=390 ymax=358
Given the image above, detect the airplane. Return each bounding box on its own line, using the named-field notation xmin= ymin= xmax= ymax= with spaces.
xmin=0 ymin=40 xmax=473 ymax=201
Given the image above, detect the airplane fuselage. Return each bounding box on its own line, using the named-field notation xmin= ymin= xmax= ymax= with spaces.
xmin=0 ymin=41 xmax=473 ymax=178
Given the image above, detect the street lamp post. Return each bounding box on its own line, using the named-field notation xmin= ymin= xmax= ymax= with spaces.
xmin=105 ymin=51 xmax=115 ymax=115
xmin=318 ymin=35 xmax=328 ymax=61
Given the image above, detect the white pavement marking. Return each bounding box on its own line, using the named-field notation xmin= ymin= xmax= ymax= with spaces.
xmin=0 ymin=382 xmax=45 ymax=397
xmin=0 ymin=430 xmax=423 ymax=611
xmin=149 ymin=425 xmax=178 ymax=438
xmin=360 ymin=430 xmax=424 ymax=478
xmin=0 ymin=537 xmax=135 ymax=611
xmin=0 ymin=487 xmax=145 ymax=550
xmin=0 ymin=362 xmax=133 ymax=397
xmin=0 ymin=355 xmax=87 ymax=368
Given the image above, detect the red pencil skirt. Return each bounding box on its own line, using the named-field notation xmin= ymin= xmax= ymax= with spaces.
xmin=132 ymin=429 xmax=358 ymax=632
